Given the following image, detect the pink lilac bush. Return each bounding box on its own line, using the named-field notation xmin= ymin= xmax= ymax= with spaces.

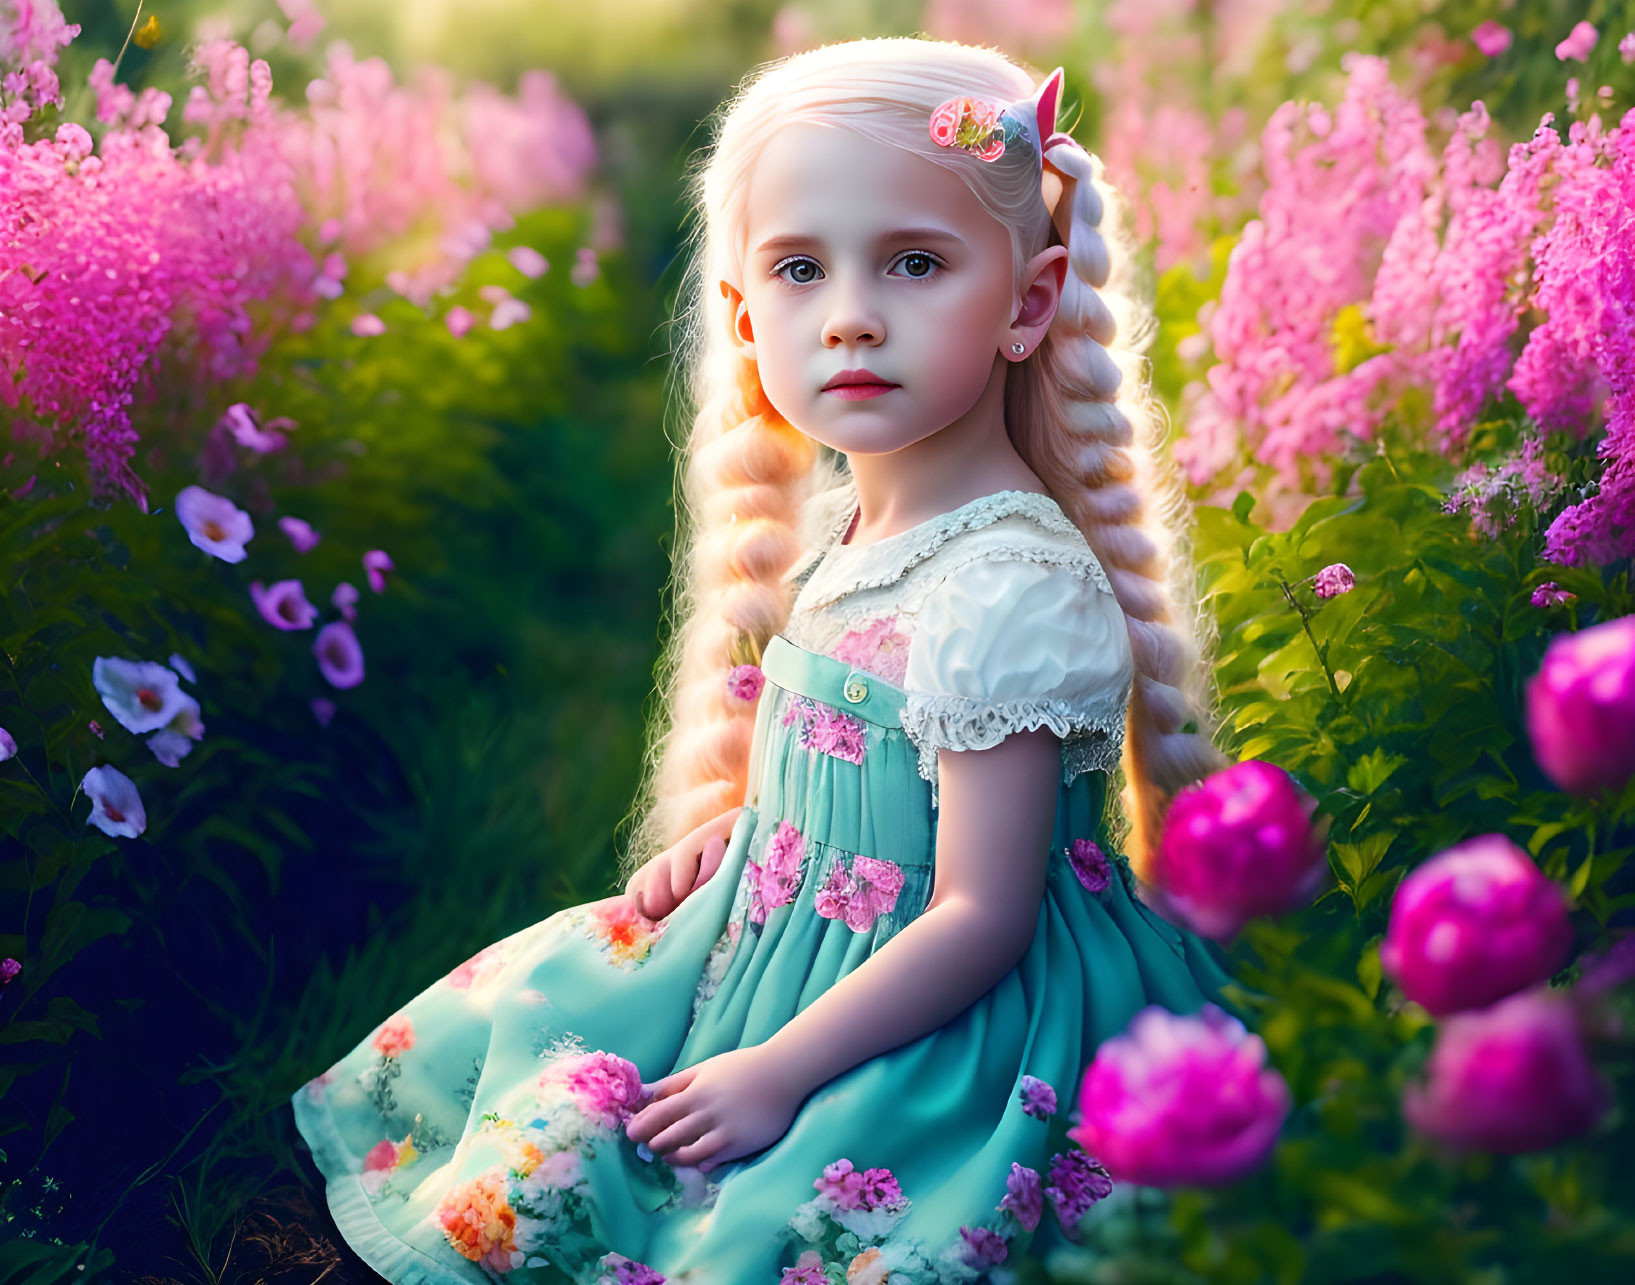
xmin=1379 ymin=834 xmax=1573 ymax=1016
xmin=1069 ymin=1003 xmax=1290 ymax=1186
xmin=1525 ymin=614 xmax=1635 ymax=795
xmin=0 ymin=1 xmax=597 ymax=503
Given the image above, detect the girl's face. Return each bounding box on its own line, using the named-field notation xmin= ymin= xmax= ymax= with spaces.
xmin=727 ymin=122 xmax=1030 ymax=455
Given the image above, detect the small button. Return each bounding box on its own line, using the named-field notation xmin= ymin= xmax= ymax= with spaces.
xmin=843 ymin=674 xmax=869 ymax=703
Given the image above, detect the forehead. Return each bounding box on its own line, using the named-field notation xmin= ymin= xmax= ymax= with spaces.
xmin=743 ymin=121 xmax=996 ymax=251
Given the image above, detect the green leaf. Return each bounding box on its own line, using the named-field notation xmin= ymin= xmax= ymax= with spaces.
xmin=1345 ymin=748 xmax=1408 ymax=795
xmin=1331 ymin=831 xmax=1393 ymax=888
xmin=1233 ymin=489 xmax=1256 ymax=524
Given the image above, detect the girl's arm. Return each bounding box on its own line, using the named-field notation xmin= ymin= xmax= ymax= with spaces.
xmin=758 ymin=726 xmax=1059 ymax=1097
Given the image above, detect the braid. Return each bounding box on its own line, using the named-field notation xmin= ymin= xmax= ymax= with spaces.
xmin=1009 ymin=141 xmax=1230 ymax=885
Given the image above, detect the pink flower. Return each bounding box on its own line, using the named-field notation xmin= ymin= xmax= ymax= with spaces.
xmin=311 ymin=697 xmax=336 ymax=727
xmin=351 ymin=312 xmax=386 ymax=337
xmin=332 ymin=581 xmax=359 ymax=621
xmin=371 ymin=1014 xmax=415 ymax=1058
xmin=445 ymin=306 xmax=477 ymax=338
xmin=279 ymin=516 xmax=320 ymax=553
xmin=571 ymin=247 xmax=600 ymax=287
xmin=1150 ymin=760 xmax=1329 ymax=943
xmin=507 ymin=246 xmax=549 ymax=277
xmin=1068 ymin=838 xmax=1110 ymax=893
xmin=958 ymin=1225 xmax=1008 ymax=1267
xmin=551 ymin=1050 xmax=646 ymax=1130
xmin=1018 ymin=1074 xmax=1057 ymax=1120
xmin=82 ymin=764 xmax=146 ymax=838
xmin=1531 ymin=582 xmax=1577 ymax=608
xmin=1525 ymin=615 xmax=1635 ymax=794
xmin=364 ymin=1139 xmax=400 ymax=1171
xmin=1070 ymin=1003 xmax=1290 ymax=1186
xmin=1379 ymin=834 xmax=1573 ymax=1016
xmin=779 ymin=1261 xmax=826 ymax=1285
xmin=1622 ymin=33 xmax=1635 ymax=63
xmin=746 ymin=820 xmax=807 ymax=923
xmin=1471 ymin=21 xmax=1512 ymax=58
xmin=595 ymin=1253 xmax=664 ymax=1285
xmin=1556 ymin=20 xmax=1598 ymax=62
xmin=176 ymin=486 xmax=254 ymax=563
xmin=314 ymin=620 xmax=366 ymax=688
xmin=250 ymin=579 xmax=318 ymax=630
xmin=220 ymin=402 xmax=287 ymax=453
xmin=0 ymin=727 xmax=15 ymax=761
xmin=813 ymin=855 xmax=904 ymax=933
xmin=784 ymin=697 xmax=866 ymax=764
xmin=92 ymin=656 xmax=190 ymax=733
xmin=363 ymin=549 xmax=393 ymax=593
xmin=829 ymin=616 xmax=910 ymax=685
xmin=998 ymin=1163 xmax=1042 ymax=1232
xmin=88 ymin=720 xmax=104 ymax=739
xmin=0 ymin=958 xmax=21 ymax=985
xmin=1312 ymin=563 xmax=1355 ymax=599
xmin=813 ymin=1158 xmax=905 ymax=1213
xmin=725 ymin=664 xmax=764 ymax=702
xmin=490 ymin=297 xmax=532 ymax=330
xmin=1402 ymin=987 xmax=1611 ymax=1153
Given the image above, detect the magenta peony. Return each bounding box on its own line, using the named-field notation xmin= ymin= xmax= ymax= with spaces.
xmin=1379 ymin=834 xmax=1573 ymax=1016
xmin=1068 ymin=1003 xmax=1290 ymax=1186
xmin=1524 ymin=614 xmax=1635 ymax=795
xmin=1150 ymin=759 xmax=1329 ymax=942
xmin=1401 ymin=987 xmax=1611 ymax=1153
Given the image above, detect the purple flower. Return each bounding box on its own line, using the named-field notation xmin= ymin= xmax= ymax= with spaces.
xmin=332 ymin=581 xmax=359 ymax=621
xmin=778 ymin=1264 xmax=825 ymax=1285
xmin=146 ymin=694 xmax=206 ymax=767
xmin=1556 ymin=20 xmax=1598 ymax=61
xmin=1151 ymin=760 xmax=1329 ymax=943
xmin=92 ymin=657 xmax=191 ymax=734
xmin=725 ymin=664 xmax=764 ymax=702
xmin=1531 ymin=581 xmax=1577 ymax=608
xmin=0 ymin=727 xmax=16 ymax=762
xmin=1402 ymin=987 xmax=1611 ymax=1153
xmin=571 ymin=246 xmax=600 ymax=287
xmin=88 ymin=720 xmax=104 ymax=739
xmin=167 ymin=653 xmax=197 ymax=684
xmin=1525 ymin=614 xmax=1635 ymax=795
xmin=363 ymin=549 xmax=394 ymax=594
xmin=279 ymin=516 xmax=321 ymax=554
xmin=1622 ymin=32 xmax=1635 ymax=63
xmin=813 ymin=1158 xmax=906 ymax=1213
xmin=311 ymin=697 xmax=337 ymax=727
xmin=1380 ymin=834 xmax=1573 ymax=1017
xmin=176 ymin=486 xmax=254 ymax=563
xmin=220 ymin=402 xmax=286 ymax=453
xmin=998 ymin=1162 xmax=1042 ymax=1232
xmin=1018 ymin=1074 xmax=1057 ymax=1120
xmin=0 ymin=958 xmax=19 ymax=985
xmin=82 ymin=765 xmax=147 ymax=838
xmin=1068 ymin=838 xmax=1110 ymax=893
xmin=251 ymin=580 xmax=318 ymax=630
xmin=314 ymin=620 xmax=366 ymax=689
xmin=1071 ymin=1004 xmax=1290 ymax=1186
xmin=958 ymin=1225 xmax=1008 ymax=1268
xmin=595 ymin=1252 xmax=664 ymax=1285
xmin=1471 ymin=21 xmax=1511 ymax=58
xmin=1044 ymin=1150 xmax=1114 ymax=1234
xmin=1312 ymin=562 xmax=1355 ymax=599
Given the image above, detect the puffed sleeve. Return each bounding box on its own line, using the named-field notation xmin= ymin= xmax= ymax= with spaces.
xmin=899 ymin=556 xmax=1133 ymax=804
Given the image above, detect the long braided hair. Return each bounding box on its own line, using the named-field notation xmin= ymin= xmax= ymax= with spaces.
xmin=616 ymin=37 xmax=1225 ymax=886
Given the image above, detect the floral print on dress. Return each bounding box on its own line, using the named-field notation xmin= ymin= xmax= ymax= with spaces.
xmin=1017 ymin=1074 xmax=1058 ymax=1120
xmin=691 ymin=918 xmax=742 ymax=1020
xmin=1068 ymin=838 xmax=1111 ymax=894
xmin=563 ymin=896 xmax=671 ymax=969
xmin=1043 ymin=1149 xmax=1115 ymax=1236
xmin=743 ymin=820 xmax=806 ymax=927
xmin=829 ymin=614 xmax=911 ymax=686
xmin=814 ymin=854 xmax=905 ymax=933
xmin=785 ymin=1158 xmax=915 ymax=1274
xmin=783 ymin=694 xmax=867 ymax=765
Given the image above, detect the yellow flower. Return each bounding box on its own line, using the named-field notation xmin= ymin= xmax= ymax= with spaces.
xmin=847 ymin=1246 xmax=892 ymax=1285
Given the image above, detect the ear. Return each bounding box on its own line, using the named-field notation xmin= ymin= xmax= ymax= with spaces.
xmin=1007 ymin=245 xmax=1069 ymax=359
xmin=719 ymin=278 xmax=756 ymax=352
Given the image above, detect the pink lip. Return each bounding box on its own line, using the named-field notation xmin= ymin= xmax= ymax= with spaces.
xmin=824 ymin=383 xmax=896 ymax=400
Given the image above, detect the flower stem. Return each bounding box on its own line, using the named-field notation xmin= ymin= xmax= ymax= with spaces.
xmin=1279 ymin=577 xmax=1344 ymax=702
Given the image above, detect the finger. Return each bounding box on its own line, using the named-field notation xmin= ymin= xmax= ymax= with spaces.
xmin=669 ymin=848 xmax=700 ymax=908
xmin=627 ymin=1091 xmax=689 ymax=1142
xmin=693 ymin=834 xmax=727 ymax=890
xmin=669 ymin=1127 xmax=730 ymax=1168
xmin=650 ymin=1111 xmax=714 ymax=1156
xmin=648 ymin=1066 xmax=696 ymax=1099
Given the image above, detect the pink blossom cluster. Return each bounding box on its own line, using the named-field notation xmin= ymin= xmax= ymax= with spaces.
xmin=813 ymin=854 xmax=905 ymax=933
xmin=549 ymin=1049 xmax=647 ymax=1132
xmin=743 ymin=820 xmax=806 ymax=925
xmin=1525 ymin=614 xmax=1635 ymax=795
xmin=1441 ymin=434 xmax=1567 ymax=540
xmin=782 ymin=695 xmax=866 ymax=764
xmin=1176 ymin=52 xmax=1635 ymax=552
xmin=0 ymin=2 xmax=597 ymax=502
xmin=812 ymin=1157 xmax=907 ymax=1213
xmin=829 ymin=615 xmax=911 ymax=685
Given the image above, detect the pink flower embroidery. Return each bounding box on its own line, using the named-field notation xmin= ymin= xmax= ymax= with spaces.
xmin=783 ymin=695 xmax=866 ymax=765
xmin=371 ymin=1014 xmax=415 ymax=1058
xmin=545 ymin=1049 xmax=647 ymax=1131
xmin=1069 ymin=839 xmax=1111 ymax=894
xmin=814 ymin=854 xmax=905 ymax=933
xmin=829 ymin=615 xmax=910 ymax=686
xmin=446 ymin=942 xmax=505 ymax=989
xmin=744 ymin=820 xmax=807 ymax=925
xmin=814 ymin=1158 xmax=907 ymax=1213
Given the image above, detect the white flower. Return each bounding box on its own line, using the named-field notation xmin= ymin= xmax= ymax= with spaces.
xmin=147 ymin=694 xmax=206 ymax=766
xmin=93 ymin=657 xmax=190 ymax=734
xmin=175 ymin=485 xmax=254 ymax=562
xmin=0 ymin=727 xmax=16 ymax=761
xmin=82 ymin=765 xmax=146 ymax=838
xmin=167 ymin=653 xmax=197 ymax=684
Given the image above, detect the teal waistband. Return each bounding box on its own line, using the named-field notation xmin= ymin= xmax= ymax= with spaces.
xmin=760 ymin=634 xmax=905 ymax=729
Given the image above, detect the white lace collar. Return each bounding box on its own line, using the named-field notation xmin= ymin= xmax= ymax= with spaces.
xmin=798 ymin=484 xmax=1088 ymax=610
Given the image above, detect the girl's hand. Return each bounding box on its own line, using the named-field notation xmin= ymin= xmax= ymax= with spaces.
xmin=625 ymin=806 xmax=742 ymax=920
xmin=624 ymin=1046 xmax=802 ymax=1174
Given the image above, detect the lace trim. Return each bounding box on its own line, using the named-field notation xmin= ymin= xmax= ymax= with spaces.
xmin=801 ymin=490 xmax=1088 ymax=610
xmin=919 ymin=541 xmax=1114 ymax=601
xmin=783 ymin=479 xmax=865 ymax=594
xmin=900 ymin=689 xmax=1129 ymax=807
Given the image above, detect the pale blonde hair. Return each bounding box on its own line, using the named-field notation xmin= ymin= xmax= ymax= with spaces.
xmin=614 ymin=36 xmax=1226 ymax=887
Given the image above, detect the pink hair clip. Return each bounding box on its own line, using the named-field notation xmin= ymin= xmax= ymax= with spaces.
xmin=928 ymin=95 xmax=1010 ymax=161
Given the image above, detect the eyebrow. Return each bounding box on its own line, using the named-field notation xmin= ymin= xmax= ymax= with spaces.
xmin=752 ymin=226 xmax=967 ymax=256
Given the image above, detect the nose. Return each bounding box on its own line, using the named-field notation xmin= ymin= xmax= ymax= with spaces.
xmin=821 ymin=273 xmax=884 ymax=349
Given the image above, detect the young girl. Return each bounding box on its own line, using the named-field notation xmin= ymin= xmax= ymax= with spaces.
xmin=291 ymin=36 xmax=1249 ymax=1285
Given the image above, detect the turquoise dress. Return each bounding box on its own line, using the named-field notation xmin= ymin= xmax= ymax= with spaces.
xmin=290 ymin=487 xmax=1249 ymax=1285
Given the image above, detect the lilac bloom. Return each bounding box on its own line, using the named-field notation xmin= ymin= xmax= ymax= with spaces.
xmin=221 ymin=402 xmax=286 ymax=453
xmin=279 ymin=516 xmax=321 ymax=553
xmin=92 ymin=657 xmax=190 ymax=734
xmin=251 ymin=580 xmax=319 ymax=630
xmin=82 ymin=765 xmax=147 ymax=838
xmin=146 ymin=695 xmax=205 ymax=767
xmin=314 ymin=620 xmax=366 ymax=688
xmin=0 ymin=727 xmax=16 ymax=761
xmin=363 ymin=550 xmax=393 ymax=594
xmin=507 ymin=246 xmax=549 ymax=277
xmin=176 ymin=486 xmax=254 ymax=563
xmin=167 ymin=653 xmax=197 ymax=684
xmin=332 ymin=581 xmax=359 ymax=620
xmin=0 ymin=958 xmax=19 ymax=985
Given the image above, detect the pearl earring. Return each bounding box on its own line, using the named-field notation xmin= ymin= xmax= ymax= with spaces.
xmin=1011 ymin=342 xmax=1025 ymax=355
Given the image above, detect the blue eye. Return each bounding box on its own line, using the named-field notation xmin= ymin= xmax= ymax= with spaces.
xmin=771 ymin=256 xmax=822 ymax=285
xmin=768 ymin=251 xmax=947 ymax=287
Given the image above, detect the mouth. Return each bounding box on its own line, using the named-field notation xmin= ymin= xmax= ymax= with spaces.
xmin=823 ymin=382 xmax=898 ymax=400
xmin=822 ymin=369 xmax=899 ymax=392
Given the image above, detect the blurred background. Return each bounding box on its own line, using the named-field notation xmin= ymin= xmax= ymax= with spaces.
xmin=4 ymin=1 xmax=1635 ymax=1282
